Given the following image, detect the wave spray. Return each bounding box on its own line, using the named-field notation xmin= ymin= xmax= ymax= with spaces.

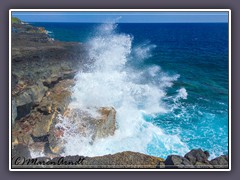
xmin=58 ymin=23 xmax=189 ymax=158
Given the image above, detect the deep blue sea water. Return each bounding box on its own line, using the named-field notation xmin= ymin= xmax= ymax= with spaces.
xmin=32 ymin=22 xmax=228 ymax=158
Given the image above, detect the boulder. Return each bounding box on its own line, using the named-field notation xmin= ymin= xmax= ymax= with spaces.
xmin=165 ymin=155 xmax=194 ymax=168
xmin=210 ymin=155 xmax=228 ymax=168
xmin=48 ymin=106 xmax=117 ymax=155
xmin=12 ymin=144 xmax=31 ymax=159
xmin=184 ymin=148 xmax=209 ymax=164
xmin=63 ymin=106 xmax=116 ymax=139
xmin=15 ymin=82 xmax=47 ymax=107
xmin=183 ymin=149 xmax=216 ymax=168
xmin=92 ymin=107 xmax=116 ymax=139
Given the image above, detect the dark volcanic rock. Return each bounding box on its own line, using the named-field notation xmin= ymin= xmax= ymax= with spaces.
xmin=12 ymin=144 xmax=31 ymax=159
xmin=165 ymin=155 xmax=194 ymax=168
xmin=11 ymin=22 xmax=86 ymax=124
xmin=30 ymin=134 xmax=49 ymax=142
xmin=184 ymin=148 xmax=209 ymax=164
xmin=183 ymin=149 xmax=214 ymax=168
xmin=210 ymin=155 xmax=229 ymax=168
xmin=13 ymin=82 xmax=47 ymax=120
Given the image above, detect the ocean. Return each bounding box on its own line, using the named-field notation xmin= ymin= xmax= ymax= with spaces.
xmin=31 ymin=22 xmax=229 ymax=159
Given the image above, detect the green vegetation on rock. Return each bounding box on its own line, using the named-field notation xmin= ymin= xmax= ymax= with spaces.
xmin=12 ymin=17 xmax=22 ymax=24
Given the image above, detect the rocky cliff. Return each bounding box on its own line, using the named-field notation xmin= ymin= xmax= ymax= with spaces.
xmin=11 ymin=20 xmax=87 ymax=123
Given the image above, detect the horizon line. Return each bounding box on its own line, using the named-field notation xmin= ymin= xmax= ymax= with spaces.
xmin=26 ymin=21 xmax=228 ymax=23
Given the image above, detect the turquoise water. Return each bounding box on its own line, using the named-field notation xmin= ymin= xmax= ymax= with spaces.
xmin=32 ymin=22 xmax=229 ymax=158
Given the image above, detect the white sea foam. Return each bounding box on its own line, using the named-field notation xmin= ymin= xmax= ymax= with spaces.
xmin=133 ymin=42 xmax=157 ymax=60
xmin=46 ymin=30 xmax=53 ymax=34
xmin=30 ymin=150 xmax=45 ymax=158
xmin=58 ymin=22 xmax=189 ymax=158
xmin=176 ymin=88 xmax=188 ymax=100
xmin=149 ymin=66 xmax=161 ymax=77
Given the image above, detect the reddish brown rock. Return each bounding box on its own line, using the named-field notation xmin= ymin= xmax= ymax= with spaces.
xmin=48 ymin=106 xmax=117 ymax=155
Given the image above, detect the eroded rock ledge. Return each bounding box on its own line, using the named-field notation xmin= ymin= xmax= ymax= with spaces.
xmin=11 ymin=21 xmax=87 ymax=123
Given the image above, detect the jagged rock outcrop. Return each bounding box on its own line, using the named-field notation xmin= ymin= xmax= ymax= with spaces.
xmin=184 ymin=148 xmax=210 ymax=164
xmin=13 ymin=82 xmax=47 ymax=121
xmin=12 ymin=76 xmax=117 ymax=157
xmin=164 ymin=149 xmax=228 ymax=169
xmin=210 ymin=155 xmax=229 ymax=168
xmin=11 ymin=22 xmax=86 ymax=124
xmin=94 ymin=107 xmax=116 ymax=139
xmin=184 ymin=148 xmax=213 ymax=168
xmin=48 ymin=106 xmax=117 ymax=155
xmin=66 ymin=107 xmax=116 ymax=139
xmin=165 ymin=155 xmax=194 ymax=168
xmin=12 ymin=79 xmax=75 ymax=157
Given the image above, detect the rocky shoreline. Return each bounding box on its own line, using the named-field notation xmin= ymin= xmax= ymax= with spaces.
xmin=12 ymin=146 xmax=228 ymax=169
xmin=11 ymin=19 xmax=229 ymax=169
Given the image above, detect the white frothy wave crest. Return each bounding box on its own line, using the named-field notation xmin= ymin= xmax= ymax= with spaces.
xmin=133 ymin=42 xmax=157 ymax=60
xmin=176 ymin=88 xmax=188 ymax=100
xmin=59 ymin=22 xmax=189 ymax=158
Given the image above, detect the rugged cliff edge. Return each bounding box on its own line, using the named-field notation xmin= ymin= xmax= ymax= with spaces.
xmin=11 ymin=19 xmax=229 ymax=169
xmin=11 ymin=20 xmax=87 ymax=123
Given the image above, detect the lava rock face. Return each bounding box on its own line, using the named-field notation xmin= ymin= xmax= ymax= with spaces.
xmin=165 ymin=155 xmax=194 ymax=169
xmin=11 ymin=22 xmax=87 ymax=124
xmin=210 ymin=155 xmax=229 ymax=168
